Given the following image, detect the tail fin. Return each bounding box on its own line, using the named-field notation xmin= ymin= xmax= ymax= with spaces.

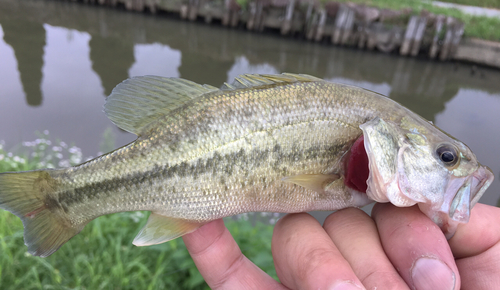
xmin=0 ymin=170 xmax=83 ymax=257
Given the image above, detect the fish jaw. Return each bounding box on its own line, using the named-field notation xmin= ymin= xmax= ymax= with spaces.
xmin=418 ymin=165 xmax=494 ymax=238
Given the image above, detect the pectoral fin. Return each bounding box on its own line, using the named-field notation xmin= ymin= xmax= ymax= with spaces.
xmin=282 ymin=174 xmax=339 ymax=193
xmin=133 ymin=213 xmax=204 ymax=246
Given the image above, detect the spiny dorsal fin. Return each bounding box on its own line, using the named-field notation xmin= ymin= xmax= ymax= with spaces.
xmin=220 ymin=73 xmax=323 ymax=91
xmin=104 ymin=76 xmax=219 ymax=135
xmin=105 ymin=74 xmax=323 ymax=135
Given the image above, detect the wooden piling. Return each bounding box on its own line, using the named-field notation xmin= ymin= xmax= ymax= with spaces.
xmin=439 ymin=16 xmax=454 ymax=60
xmin=429 ymin=15 xmax=444 ymax=59
xmin=188 ymin=0 xmax=199 ymax=21
xmin=67 ymin=0 xmax=469 ymax=64
xmin=281 ymin=0 xmax=295 ymax=35
xmin=222 ymin=0 xmax=231 ymax=26
xmin=400 ymin=15 xmax=417 ymax=56
xmin=340 ymin=7 xmax=354 ymax=45
xmin=332 ymin=4 xmax=347 ymax=44
xmin=410 ymin=16 xmax=427 ymax=56
xmin=315 ymin=9 xmax=326 ymax=42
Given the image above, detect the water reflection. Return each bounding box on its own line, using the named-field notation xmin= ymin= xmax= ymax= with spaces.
xmin=0 ymin=0 xmax=499 ymax=206
xmin=2 ymin=20 xmax=45 ymax=106
xmin=90 ymin=34 xmax=135 ymax=96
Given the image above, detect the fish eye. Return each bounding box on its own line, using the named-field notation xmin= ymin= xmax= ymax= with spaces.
xmin=436 ymin=144 xmax=459 ymax=167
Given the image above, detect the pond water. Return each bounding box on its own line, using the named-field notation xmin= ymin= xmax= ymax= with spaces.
xmin=0 ymin=0 xmax=499 ymax=207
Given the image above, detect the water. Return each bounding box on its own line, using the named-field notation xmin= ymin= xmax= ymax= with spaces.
xmin=0 ymin=0 xmax=499 ymax=207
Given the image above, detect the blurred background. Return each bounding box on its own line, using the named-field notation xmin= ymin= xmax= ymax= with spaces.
xmin=1 ymin=0 xmax=499 ymax=206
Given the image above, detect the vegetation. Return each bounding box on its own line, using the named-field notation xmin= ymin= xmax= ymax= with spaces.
xmin=332 ymin=0 xmax=500 ymax=41
xmin=0 ymin=134 xmax=278 ymax=289
xmin=437 ymin=0 xmax=500 ymax=9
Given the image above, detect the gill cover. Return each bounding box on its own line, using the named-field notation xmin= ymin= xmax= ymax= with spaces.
xmin=359 ymin=117 xmax=435 ymax=207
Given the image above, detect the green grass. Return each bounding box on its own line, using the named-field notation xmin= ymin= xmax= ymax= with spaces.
xmin=0 ymin=210 xmax=276 ymax=289
xmin=437 ymin=0 xmax=500 ymax=9
xmin=331 ymin=0 xmax=500 ymax=41
xmin=0 ymin=137 xmax=277 ymax=289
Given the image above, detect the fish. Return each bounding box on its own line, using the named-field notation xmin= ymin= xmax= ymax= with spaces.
xmin=0 ymin=73 xmax=494 ymax=257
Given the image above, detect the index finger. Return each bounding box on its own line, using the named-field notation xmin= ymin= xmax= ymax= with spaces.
xmin=448 ymin=203 xmax=500 ymax=258
xmin=183 ymin=219 xmax=286 ymax=290
xmin=372 ymin=204 xmax=460 ymax=290
xmin=448 ymin=203 xmax=500 ymax=290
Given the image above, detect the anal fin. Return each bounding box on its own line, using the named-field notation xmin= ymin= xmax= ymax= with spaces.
xmin=133 ymin=213 xmax=204 ymax=246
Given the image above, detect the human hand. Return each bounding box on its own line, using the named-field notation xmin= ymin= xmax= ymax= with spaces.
xmin=182 ymin=203 xmax=500 ymax=289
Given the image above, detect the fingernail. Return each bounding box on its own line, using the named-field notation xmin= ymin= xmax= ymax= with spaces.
xmin=329 ymin=281 xmax=364 ymax=290
xmin=411 ymin=257 xmax=455 ymax=290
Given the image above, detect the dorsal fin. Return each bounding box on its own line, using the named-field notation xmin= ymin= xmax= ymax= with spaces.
xmin=104 ymin=76 xmax=219 ymax=135
xmin=220 ymin=73 xmax=322 ymax=90
xmin=104 ymin=73 xmax=323 ymax=135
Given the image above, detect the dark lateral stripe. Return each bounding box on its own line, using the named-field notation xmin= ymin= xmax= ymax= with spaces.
xmin=54 ymin=143 xmax=348 ymax=210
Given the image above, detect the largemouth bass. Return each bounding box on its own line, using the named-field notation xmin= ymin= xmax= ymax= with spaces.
xmin=0 ymin=73 xmax=494 ymax=257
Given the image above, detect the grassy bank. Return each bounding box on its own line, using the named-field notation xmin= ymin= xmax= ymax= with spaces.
xmin=437 ymin=0 xmax=500 ymax=9
xmin=0 ymin=136 xmax=277 ymax=289
xmin=333 ymin=0 xmax=500 ymax=41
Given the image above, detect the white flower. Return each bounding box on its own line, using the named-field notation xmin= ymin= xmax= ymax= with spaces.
xmin=58 ymin=160 xmax=71 ymax=168
xmin=69 ymin=146 xmax=82 ymax=154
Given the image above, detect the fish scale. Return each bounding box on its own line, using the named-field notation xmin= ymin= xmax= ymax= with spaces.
xmin=0 ymin=73 xmax=493 ymax=257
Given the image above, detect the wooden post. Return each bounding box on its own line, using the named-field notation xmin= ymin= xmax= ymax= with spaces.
xmin=230 ymin=9 xmax=239 ymax=27
xmin=256 ymin=1 xmax=265 ymax=31
xmin=366 ymin=24 xmax=380 ymax=50
xmin=449 ymin=21 xmax=464 ymax=57
xmin=410 ymin=16 xmax=427 ymax=56
xmin=180 ymin=2 xmax=189 ymax=19
xmin=358 ymin=25 xmax=367 ymax=49
xmin=305 ymin=8 xmax=318 ymax=40
xmin=332 ymin=5 xmax=346 ymax=44
xmin=439 ymin=17 xmax=454 ymax=61
xmin=144 ymin=0 xmax=158 ymax=13
xmin=340 ymin=7 xmax=354 ymax=45
xmin=281 ymin=0 xmax=296 ymax=35
xmin=400 ymin=15 xmax=418 ymax=56
xmin=429 ymin=15 xmax=444 ymax=59
xmin=188 ymin=0 xmax=198 ymax=21
xmin=124 ymin=0 xmax=133 ymax=10
xmin=222 ymin=0 xmax=231 ymax=26
xmin=247 ymin=2 xmax=256 ymax=30
xmin=315 ymin=9 xmax=326 ymax=42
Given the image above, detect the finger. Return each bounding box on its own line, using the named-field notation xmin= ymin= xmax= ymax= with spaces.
xmin=449 ymin=204 xmax=500 ymax=290
xmin=183 ymin=219 xmax=286 ymax=290
xmin=455 ymin=242 xmax=500 ymax=290
xmin=323 ymin=208 xmax=409 ymax=290
xmin=449 ymin=203 xmax=500 ymax=258
xmin=272 ymin=213 xmax=365 ymax=290
xmin=372 ymin=203 xmax=460 ymax=290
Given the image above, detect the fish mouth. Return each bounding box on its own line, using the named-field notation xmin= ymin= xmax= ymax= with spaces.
xmin=442 ymin=164 xmax=494 ymax=224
